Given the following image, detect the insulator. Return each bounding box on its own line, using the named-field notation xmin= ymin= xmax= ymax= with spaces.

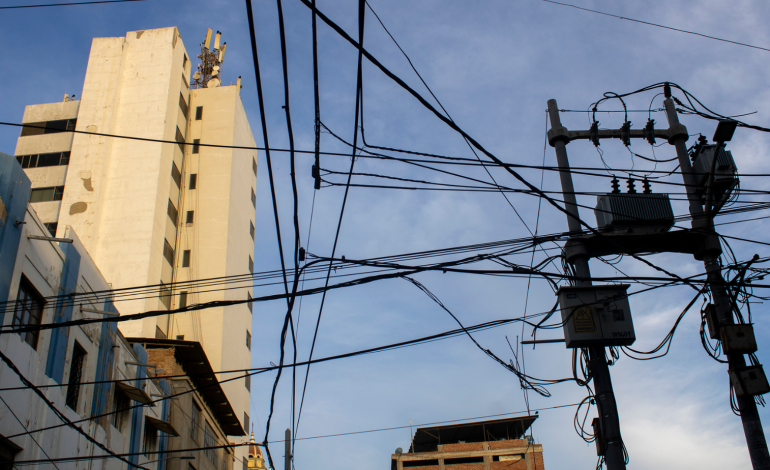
xmin=642 ymin=177 xmax=652 ymax=194
xmin=620 ymin=121 xmax=631 ymax=147
xmin=299 ymin=247 xmax=306 ymax=262
xmin=611 ymin=175 xmax=620 ymax=194
xmin=644 ymin=119 xmax=656 ymax=145
xmin=626 ymin=178 xmax=636 ymax=194
xmin=590 ymin=121 xmax=600 ymax=147
xmin=664 ymin=82 xmax=671 ymax=98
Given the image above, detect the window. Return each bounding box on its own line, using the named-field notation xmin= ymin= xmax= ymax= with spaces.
xmin=143 ymin=420 xmax=158 ymax=456
xmin=248 ymin=256 xmax=253 ymax=274
xmin=176 ymin=335 xmax=185 ymax=340
xmin=186 ymin=211 xmax=194 ymax=224
xmin=159 ymin=282 xmax=172 ymax=310
xmin=65 ymin=342 xmax=86 ymax=411
xmin=189 ymin=174 xmax=197 ymax=189
xmin=203 ymin=421 xmax=217 ymax=464
xmin=182 ymin=72 xmax=189 ymax=89
xmin=246 ymin=331 xmax=251 ymax=351
xmin=44 ymin=222 xmax=57 ymax=237
xmin=179 ymin=92 xmax=189 ymax=119
xmin=190 ymin=402 xmax=201 ymax=441
xmin=16 ymin=152 xmax=70 ymax=168
xmin=243 ymin=413 xmax=250 ymax=435
xmin=176 ymin=127 xmax=186 ymax=153
xmin=13 ymin=276 xmax=44 ymax=348
xmin=172 ymin=162 xmax=182 ymax=188
xmin=168 ymin=200 xmax=178 ymax=227
xmin=250 ymin=221 xmax=254 ymax=240
xmin=183 ymin=54 xmax=188 ymax=69
xmin=112 ymin=388 xmax=130 ymax=431
xmin=19 ymin=119 xmax=76 ymax=137
xmin=245 ymin=373 xmax=251 ymax=392
xmin=188 ymin=463 xmax=197 ymax=470
xmin=182 ymin=250 xmax=191 ymax=267
xmin=192 ymin=139 xmax=200 ymax=154
xmin=195 ymin=107 xmax=203 ymax=121
xmin=163 ymin=240 xmax=175 ymax=265
xmin=247 ymin=292 xmax=253 ymax=313
xmin=252 ymin=158 xmax=257 ymax=175
xmin=250 ymin=188 xmax=256 ymax=207
xmin=179 ymin=291 xmax=188 ymax=308
xmin=29 ymin=186 xmax=64 ymax=203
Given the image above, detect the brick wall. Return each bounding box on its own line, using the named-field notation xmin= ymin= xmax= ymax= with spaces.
xmin=147 ymin=348 xmax=181 ymax=377
xmin=442 ymin=442 xmax=485 ymax=452
xmin=487 ymin=439 xmax=527 ymax=450
xmin=490 ymin=460 xmax=527 ymax=470
xmin=438 ymin=464 xmax=484 ymax=470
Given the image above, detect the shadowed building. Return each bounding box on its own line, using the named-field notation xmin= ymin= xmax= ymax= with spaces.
xmin=391 ymin=416 xmax=544 ymax=470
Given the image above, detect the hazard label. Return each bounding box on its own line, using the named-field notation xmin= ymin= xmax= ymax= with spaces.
xmin=572 ymin=306 xmax=596 ymax=333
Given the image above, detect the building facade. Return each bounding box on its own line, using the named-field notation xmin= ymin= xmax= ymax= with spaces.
xmin=391 ymin=416 xmax=545 ymax=470
xmin=12 ymin=26 xmax=256 ymax=462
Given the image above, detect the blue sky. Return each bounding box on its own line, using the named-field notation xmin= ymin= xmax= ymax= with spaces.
xmin=3 ymin=0 xmax=770 ymax=469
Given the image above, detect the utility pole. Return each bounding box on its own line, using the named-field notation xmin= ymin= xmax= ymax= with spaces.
xmin=285 ymin=428 xmax=292 ymax=470
xmin=547 ymin=99 xmax=626 ymax=470
xmin=663 ymin=92 xmax=770 ymax=470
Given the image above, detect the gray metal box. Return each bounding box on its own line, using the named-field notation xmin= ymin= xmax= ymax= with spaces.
xmin=691 ymin=144 xmax=738 ymax=212
xmin=595 ymin=193 xmax=674 ymax=231
xmin=721 ymin=324 xmax=758 ymax=354
xmin=730 ymin=365 xmax=770 ymax=397
xmin=556 ymin=284 xmax=635 ymax=348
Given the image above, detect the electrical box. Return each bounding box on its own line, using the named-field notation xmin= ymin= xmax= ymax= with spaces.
xmin=556 ymin=284 xmax=635 ymax=348
xmin=730 ymin=365 xmax=770 ymax=397
xmin=704 ymin=303 xmax=720 ymax=339
xmin=591 ymin=418 xmax=604 ymax=456
xmin=691 ymin=144 xmax=738 ymax=213
xmin=594 ymin=193 xmax=674 ymax=232
xmin=720 ymin=324 xmax=758 ymax=354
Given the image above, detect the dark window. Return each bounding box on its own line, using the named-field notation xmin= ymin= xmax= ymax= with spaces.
xmin=16 ymin=152 xmax=70 ymax=168
xmin=250 ymin=221 xmax=255 ymax=240
xmin=182 ymin=250 xmax=191 ymax=267
xmin=245 ymin=373 xmax=250 ymax=392
xmin=167 ymin=200 xmax=178 ymax=227
xmin=143 ymin=421 xmax=157 ymax=456
xmin=159 ymin=282 xmax=172 ymax=310
xmin=403 ymin=461 xmax=439 ymax=468
xmin=246 ymin=331 xmax=251 ymax=350
xmin=247 ymin=292 xmax=253 ymax=313
xmin=182 ymin=73 xmax=189 ymax=90
xmin=183 ymin=54 xmax=188 ymax=69
xmin=189 ymin=463 xmax=197 ymax=470
xmin=13 ymin=276 xmax=44 ymax=348
xmin=65 ymin=342 xmax=87 ymax=411
xmin=179 ymin=93 xmax=189 ymax=118
xmin=44 ymin=223 xmax=57 ymax=237
xmin=112 ymin=388 xmax=130 ymax=431
xmin=189 ymin=174 xmax=197 ymax=189
xmin=171 ymin=162 xmax=182 ymax=188
xmin=155 ymin=326 xmax=166 ymax=339
xmin=195 ymin=107 xmax=203 ymax=121
xmin=163 ymin=240 xmax=174 ymax=265
xmin=203 ymin=421 xmax=217 ymax=464
xmin=20 ymin=119 xmax=77 ymax=137
xmin=186 ymin=211 xmax=194 ymax=224
xmin=176 ymin=127 xmax=186 ymax=153
xmin=250 ymin=188 xmax=256 ymax=207
xmin=0 ymin=437 xmax=21 ymax=470
xmin=29 ymin=186 xmax=64 ymax=203
xmin=252 ymin=158 xmax=257 ymax=175
xmin=176 ymin=335 xmax=185 ymax=340
xmin=243 ymin=413 xmax=250 ymax=434
xmin=248 ymin=256 xmax=254 ymax=274
xmin=179 ymin=291 xmax=188 ymax=308
xmin=192 ymin=139 xmax=200 ymax=154
xmin=190 ymin=402 xmax=201 ymax=441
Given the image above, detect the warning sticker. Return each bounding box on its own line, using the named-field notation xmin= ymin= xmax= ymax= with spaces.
xmin=572 ymin=306 xmax=596 ymax=333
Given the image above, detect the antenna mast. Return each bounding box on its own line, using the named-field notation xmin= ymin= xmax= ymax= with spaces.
xmin=193 ymin=28 xmax=226 ymax=89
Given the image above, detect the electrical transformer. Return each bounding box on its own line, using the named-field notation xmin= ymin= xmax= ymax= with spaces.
xmin=730 ymin=365 xmax=770 ymax=397
xmin=556 ymin=284 xmax=635 ymax=348
xmin=691 ymin=144 xmax=739 ymax=212
xmin=594 ymin=193 xmax=674 ymax=232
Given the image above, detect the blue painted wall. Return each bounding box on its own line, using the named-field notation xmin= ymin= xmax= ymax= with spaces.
xmin=44 ymin=240 xmax=81 ymax=383
xmin=128 ymin=343 xmax=149 ymax=467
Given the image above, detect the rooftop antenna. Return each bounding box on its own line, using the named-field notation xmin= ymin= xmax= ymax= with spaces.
xmin=194 ymin=28 xmax=226 ymax=89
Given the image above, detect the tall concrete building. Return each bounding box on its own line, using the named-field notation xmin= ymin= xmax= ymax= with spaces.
xmin=12 ymin=26 xmax=256 ymax=460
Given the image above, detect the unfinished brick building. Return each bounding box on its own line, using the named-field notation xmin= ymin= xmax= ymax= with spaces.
xmin=391 ymin=416 xmax=544 ymax=470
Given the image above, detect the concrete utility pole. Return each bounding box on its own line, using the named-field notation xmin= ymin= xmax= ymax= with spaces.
xmin=663 ymin=95 xmax=770 ymax=470
xmin=285 ymin=428 xmax=292 ymax=470
xmin=547 ymin=99 xmax=626 ymax=470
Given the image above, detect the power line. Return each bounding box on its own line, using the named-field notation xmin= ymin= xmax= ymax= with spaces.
xmin=0 ymin=0 xmax=144 ymax=9
xmin=533 ymin=0 xmax=770 ymax=53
